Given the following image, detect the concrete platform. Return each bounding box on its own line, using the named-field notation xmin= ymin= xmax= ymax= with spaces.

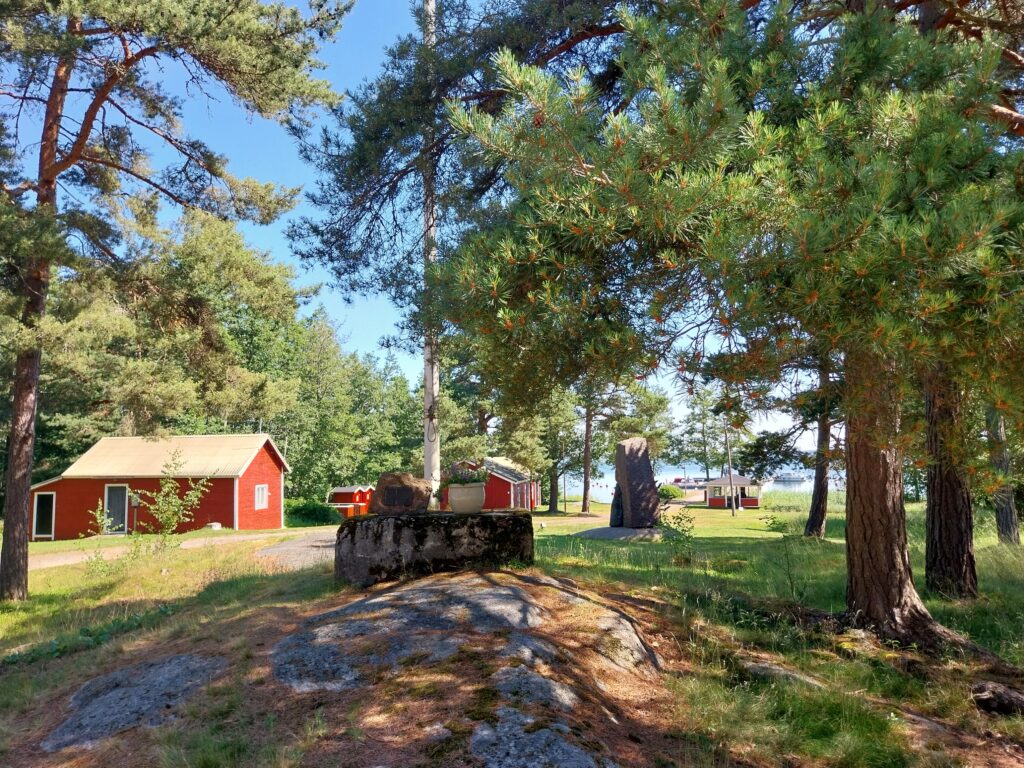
xmin=572 ymin=527 xmax=663 ymax=542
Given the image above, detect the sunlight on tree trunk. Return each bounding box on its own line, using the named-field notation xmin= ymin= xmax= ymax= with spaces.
xmin=845 ymin=348 xmax=936 ymax=640
xmin=923 ymin=368 xmax=977 ymax=599
xmin=421 ymin=0 xmax=441 ymax=503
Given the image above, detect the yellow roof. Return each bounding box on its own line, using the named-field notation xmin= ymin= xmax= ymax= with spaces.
xmin=61 ymin=434 xmax=289 ymax=479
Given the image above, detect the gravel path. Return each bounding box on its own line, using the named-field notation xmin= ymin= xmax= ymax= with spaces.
xmin=256 ymin=530 xmax=335 ymax=570
xmin=25 ymin=530 xmax=302 ymax=572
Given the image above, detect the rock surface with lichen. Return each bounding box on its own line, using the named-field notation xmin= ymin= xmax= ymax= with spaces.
xmin=334 ymin=511 xmax=534 ymax=587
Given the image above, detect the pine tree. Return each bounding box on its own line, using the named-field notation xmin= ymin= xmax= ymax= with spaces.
xmin=0 ymin=0 xmax=346 ymax=599
xmin=442 ymin=1 xmax=1024 ymax=644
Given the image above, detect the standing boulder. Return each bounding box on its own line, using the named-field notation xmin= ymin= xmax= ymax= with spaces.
xmin=609 ymin=486 xmax=624 ymax=527
xmin=369 ymin=472 xmax=434 ymax=515
xmin=614 ymin=438 xmax=660 ymax=528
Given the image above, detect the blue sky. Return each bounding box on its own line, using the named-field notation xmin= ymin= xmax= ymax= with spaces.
xmin=165 ymin=0 xmax=808 ymax=447
xmin=178 ymin=0 xmax=421 ymax=380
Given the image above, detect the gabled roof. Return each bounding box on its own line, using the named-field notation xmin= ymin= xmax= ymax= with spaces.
xmin=484 ymin=457 xmax=532 ymax=484
xmin=330 ymin=485 xmax=374 ymax=494
xmin=709 ymin=473 xmax=757 ymax=486
xmin=59 ymin=434 xmax=289 ymax=480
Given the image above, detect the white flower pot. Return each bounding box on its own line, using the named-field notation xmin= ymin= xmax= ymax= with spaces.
xmin=448 ymin=482 xmax=486 ymax=513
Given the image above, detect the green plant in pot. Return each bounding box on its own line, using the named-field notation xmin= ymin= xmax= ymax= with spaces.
xmin=444 ymin=464 xmax=488 ymax=513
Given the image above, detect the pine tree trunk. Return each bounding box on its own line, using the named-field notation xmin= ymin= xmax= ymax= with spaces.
xmin=548 ymin=468 xmax=559 ymax=514
xmin=1 ymin=41 xmax=74 ymax=601
xmin=844 ymin=347 xmax=936 ymax=640
xmin=805 ymin=413 xmax=831 ymax=538
xmin=421 ymin=0 xmax=441 ymax=503
xmin=581 ymin=406 xmax=594 ymax=516
xmin=923 ymin=369 xmax=977 ymax=598
xmin=805 ymin=360 xmax=831 ymax=538
xmin=0 ymin=270 xmax=46 ymax=601
xmin=986 ymin=407 xmax=1020 ymax=546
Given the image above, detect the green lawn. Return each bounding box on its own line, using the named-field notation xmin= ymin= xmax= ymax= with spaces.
xmin=1 ymin=492 xmax=1022 ymax=767
xmin=531 ymin=491 xmax=1024 ymax=763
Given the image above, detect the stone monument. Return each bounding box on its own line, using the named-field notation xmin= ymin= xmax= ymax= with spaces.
xmin=612 ymin=437 xmax=660 ymax=528
xmin=368 ymin=472 xmax=433 ymax=515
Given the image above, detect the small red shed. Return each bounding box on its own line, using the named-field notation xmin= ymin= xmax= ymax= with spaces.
xmin=706 ymin=473 xmax=762 ymax=509
xmin=28 ymin=434 xmax=289 ymax=540
xmin=326 ymin=485 xmax=374 ymax=518
xmin=443 ymin=458 xmax=540 ymax=511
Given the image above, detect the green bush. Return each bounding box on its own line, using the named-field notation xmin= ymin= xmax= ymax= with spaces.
xmin=284 ymin=499 xmax=338 ymax=527
xmin=658 ymin=484 xmax=684 ymax=500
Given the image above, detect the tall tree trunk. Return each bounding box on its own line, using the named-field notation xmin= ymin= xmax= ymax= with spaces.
xmin=547 ymin=468 xmax=559 ymax=514
xmin=844 ymin=347 xmax=936 ymax=640
xmin=421 ymin=0 xmax=441 ymax=503
xmin=923 ymin=368 xmax=977 ymax=598
xmin=986 ymin=407 xmax=1020 ymax=545
xmin=724 ymin=426 xmax=737 ymax=516
xmin=0 ymin=37 xmax=75 ymax=601
xmin=805 ymin=360 xmax=831 ymax=538
xmin=0 ymin=277 xmax=47 ymax=601
xmin=581 ymin=405 xmax=594 ymax=515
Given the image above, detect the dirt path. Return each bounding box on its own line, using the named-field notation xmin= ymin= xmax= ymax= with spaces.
xmin=255 ymin=530 xmax=335 ymax=570
xmin=26 ymin=530 xmax=303 ymax=572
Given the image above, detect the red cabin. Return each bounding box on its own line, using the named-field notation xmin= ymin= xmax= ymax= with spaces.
xmin=442 ymin=458 xmax=540 ymax=511
xmin=327 ymin=485 xmax=375 ymax=518
xmin=706 ymin=473 xmax=762 ymax=509
xmin=28 ymin=434 xmax=289 ymax=541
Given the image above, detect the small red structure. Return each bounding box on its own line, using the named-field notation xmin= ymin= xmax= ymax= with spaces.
xmin=706 ymin=473 xmax=762 ymax=509
xmin=327 ymin=485 xmax=374 ymax=518
xmin=28 ymin=434 xmax=289 ymax=540
xmin=442 ymin=458 xmax=540 ymax=511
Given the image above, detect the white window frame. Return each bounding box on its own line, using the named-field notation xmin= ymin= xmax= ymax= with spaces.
xmin=254 ymin=484 xmax=269 ymax=511
xmin=33 ymin=492 xmax=56 ymax=540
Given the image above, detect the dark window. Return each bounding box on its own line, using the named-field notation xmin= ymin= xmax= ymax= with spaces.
xmin=35 ymin=494 xmax=55 ymax=537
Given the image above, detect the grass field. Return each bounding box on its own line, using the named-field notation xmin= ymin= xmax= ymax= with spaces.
xmin=1 ymin=492 xmax=1021 ymax=766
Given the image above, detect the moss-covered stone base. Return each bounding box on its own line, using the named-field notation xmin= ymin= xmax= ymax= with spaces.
xmin=334 ymin=512 xmax=534 ymax=587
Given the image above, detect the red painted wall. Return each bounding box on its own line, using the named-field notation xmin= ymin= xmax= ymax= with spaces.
xmin=29 ymin=476 xmax=235 ymax=541
xmin=438 ymin=470 xmax=538 ymax=511
xmin=707 ymin=496 xmax=760 ymax=509
xmin=484 ymin=475 xmax=512 ymax=510
xmin=237 ymin=443 xmax=286 ymax=530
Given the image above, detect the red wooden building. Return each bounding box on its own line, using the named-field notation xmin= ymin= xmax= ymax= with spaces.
xmin=28 ymin=434 xmax=289 ymax=541
xmin=326 ymin=485 xmax=374 ymax=518
xmin=706 ymin=473 xmax=762 ymax=509
xmin=442 ymin=458 xmax=540 ymax=511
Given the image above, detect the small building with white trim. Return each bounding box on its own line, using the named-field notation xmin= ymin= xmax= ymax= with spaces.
xmin=706 ymin=473 xmax=762 ymax=509
xmin=28 ymin=434 xmax=289 ymax=541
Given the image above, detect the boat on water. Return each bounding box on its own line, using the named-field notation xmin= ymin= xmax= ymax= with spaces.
xmin=774 ymin=471 xmax=807 ymax=483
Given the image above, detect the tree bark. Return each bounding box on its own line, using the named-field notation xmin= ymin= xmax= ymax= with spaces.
xmin=805 ymin=413 xmax=831 ymax=538
xmin=844 ymin=347 xmax=936 ymax=640
xmin=986 ymin=406 xmax=1020 ymax=546
xmin=923 ymin=368 xmax=977 ymax=599
xmin=0 ymin=36 xmax=75 ymax=601
xmin=547 ymin=468 xmax=559 ymax=514
xmin=805 ymin=360 xmax=831 ymax=538
xmin=0 ymin=290 xmax=46 ymax=601
xmin=421 ymin=0 xmax=441 ymax=504
xmin=581 ymin=405 xmax=594 ymax=515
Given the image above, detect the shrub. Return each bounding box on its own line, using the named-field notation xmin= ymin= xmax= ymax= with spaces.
xmin=658 ymin=484 xmax=684 ymax=500
xmin=285 ymin=499 xmax=338 ymax=527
